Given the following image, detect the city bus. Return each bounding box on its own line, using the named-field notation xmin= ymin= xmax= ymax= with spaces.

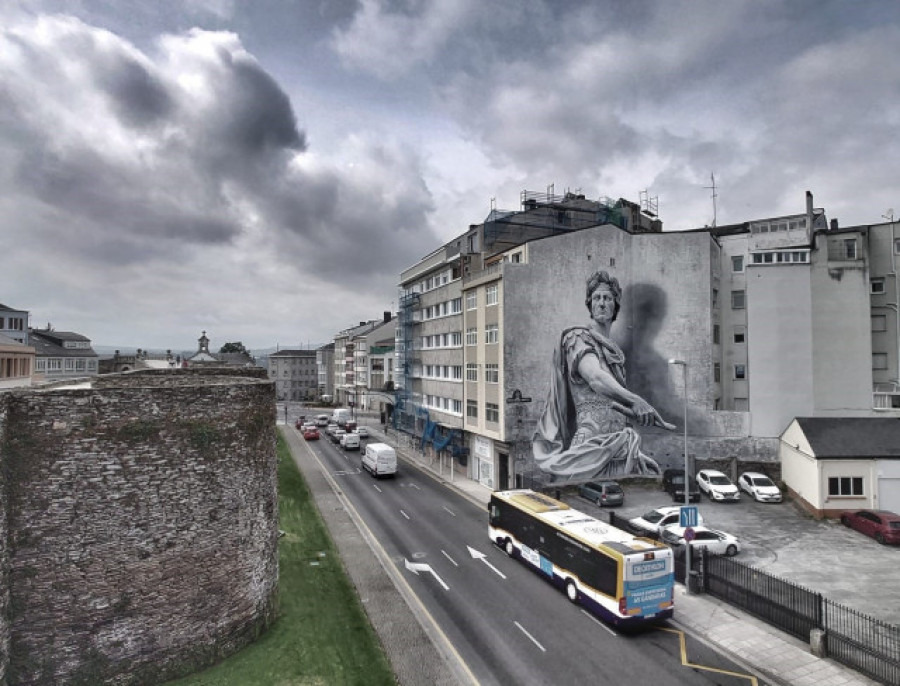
xmin=488 ymin=489 xmax=674 ymax=627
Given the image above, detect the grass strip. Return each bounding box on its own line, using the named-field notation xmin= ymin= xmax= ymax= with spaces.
xmin=166 ymin=431 xmax=396 ymax=685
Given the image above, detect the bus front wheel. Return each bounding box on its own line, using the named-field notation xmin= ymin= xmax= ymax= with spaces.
xmin=504 ymin=539 xmax=515 ymax=557
xmin=565 ymin=579 xmax=578 ymax=603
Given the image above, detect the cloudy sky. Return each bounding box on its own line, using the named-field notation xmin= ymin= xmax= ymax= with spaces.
xmin=3 ymin=1 xmax=899 ymax=351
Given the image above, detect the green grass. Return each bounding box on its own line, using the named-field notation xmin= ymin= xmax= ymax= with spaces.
xmin=165 ymin=432 xmax=396 ymax=686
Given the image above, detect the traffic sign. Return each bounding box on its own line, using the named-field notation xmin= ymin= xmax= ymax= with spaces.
xmin=684 ymin=527 xmax=696 ymax=542
xmin=680 ymin=505 xmax=699 ymax=528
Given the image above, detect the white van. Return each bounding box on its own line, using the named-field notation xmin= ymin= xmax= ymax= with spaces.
xmin=340 ymin=432 xmax=360 ymax=451
xmin=362 ymin=443 xmax=397 ymax=478
xmin=332 ymin=408 xmax=352 ymax=427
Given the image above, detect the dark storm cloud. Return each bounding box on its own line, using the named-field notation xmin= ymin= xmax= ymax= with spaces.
xmin=93 ymin=54 xmax=173 ymax=128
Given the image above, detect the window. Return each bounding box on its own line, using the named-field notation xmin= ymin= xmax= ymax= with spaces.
xmin=466 ymin=363 xmax=478 ymax=381
xmin=485 ymin=324 xmax=499 ymax=344
xmin=871 ymin=278 xmax=886 ymax=295
xmin=511 ymin=252 xmax=522 ymax=263
xmin=451 ymin=298 xmax=462 ymax=314
xmin=828 ymin=477 xmax=863 ymax=497
xmin=844 ymin=238 xmax=857 ymax=260
xmin=714 ymin=363 xmax=721 ymax=383
xmin=466 ymin=328 xmax=477 ymax=346
xmin=731 ymin=255 xmax=744 ymax=273
xmin=894 ymin=238 xmax=900 ymax=255
xmin=873 ymin=353 xmax=888 ymax=370
xmin=873 ymin=315 xmax=887 ymax=332
xmin=466 ymin=400 xmax=478 ymax=419
xmin=712 ymin=289 xmax=718 ymax=309
xmin=713 ymin=325 xmax=720 ymax=345
xmin=466 ymin=292 xmax=477 ymax=310
xmin=485 ymin=403 xmax=500 ymax=423
xmin=734 ymin=364 xmax=746 ymax=379
xmin=734 ymin=327 xmax=746 ymax=344
xmin=485 ymin=363 xmax=499 ymax=383
xmin=486 ymin=284 xmax=499 ymax=306
xmin=452 ymin=399 xmax=462 ymax=414
xmin=731 ymin=290 xmax=745 ymax=309
xmin=452 ymin=332 xmax=462 ymax=346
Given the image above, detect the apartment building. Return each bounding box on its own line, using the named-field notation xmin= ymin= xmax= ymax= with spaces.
xmin=268 ymin=348 xmax=318 ymax=401
xmin=332 ymin=313 xmax=395 ymax=410
xmin=399 ymin=188 xmax=891 ymax=493
xmin=316 ymin=343 xmax=335 ymax=400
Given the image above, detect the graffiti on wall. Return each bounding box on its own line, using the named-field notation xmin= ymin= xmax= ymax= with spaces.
xmin=531 ymin=269 xmax=676 ymax=483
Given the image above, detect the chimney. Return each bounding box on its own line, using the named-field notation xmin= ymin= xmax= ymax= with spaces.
xmin=806 ymin=191 xmax=814 ymax=217
xmin=384 ymin=311 xmax=392 ymax=323
xmin=830 ymin=218 xmax=839 ymax=231
xmin=359 ymin=321 xmax=366 ymax=327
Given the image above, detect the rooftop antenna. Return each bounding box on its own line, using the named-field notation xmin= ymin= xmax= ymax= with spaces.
xmin=883 ymin=209 xmax=895 ymax=223
xmin=704 ymin=173 xmax=718 ymax=227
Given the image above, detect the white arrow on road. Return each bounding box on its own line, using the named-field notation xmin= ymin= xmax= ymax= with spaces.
xmin=467 ymin=546 xmax=506 ymax=579
xmin=404 ymin=558 xmax=450 ymax=590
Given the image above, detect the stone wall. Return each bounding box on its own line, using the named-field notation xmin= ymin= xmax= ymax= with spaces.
xmin=1 ymin=395 xmax=10 ymax=685
xmin=0 ymin=369 xmax=278 ymax=686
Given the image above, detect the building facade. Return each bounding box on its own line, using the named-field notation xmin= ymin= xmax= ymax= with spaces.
xmin=0 ymin=304 xmax=28 ymax=345
xmin=316 ymin=343 xmax=335 ymax=400
xmin=268 ymin=348 xmax=318 ymax=401
xmin=0 ymin=334 xmax=35 ymax=390
xmin=29 ymin=328 xmax=99 ymax=381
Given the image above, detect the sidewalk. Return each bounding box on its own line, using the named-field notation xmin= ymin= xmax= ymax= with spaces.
xmin=367 ymin=424 xmax=881 ymax=686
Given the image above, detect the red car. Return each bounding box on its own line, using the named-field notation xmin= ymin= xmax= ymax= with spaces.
xmin=840 ymin=509 xmax=900 ymax=545
xmin=303 ymin=428 xmax=320 ymax=441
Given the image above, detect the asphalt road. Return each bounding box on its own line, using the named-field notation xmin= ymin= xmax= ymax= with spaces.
xmin=299 ymin=429 xmax=777 ymax=686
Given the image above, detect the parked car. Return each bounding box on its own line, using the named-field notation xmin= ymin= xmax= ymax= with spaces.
xmin=840 ymin=509 xmax=900 ymax=545
xmin=355 ymin=426 xmax=370 ymax=438
xmin=697 ymin=469 xmax=740 ymax=502
xmin=661 ymin=468 xmax=701 ymax=503
xmin=737 ymin=472 xmax=783 ymax=503
xmin=628 ymin=506 xmax=704 ymax=538
xmin=661 ymin=525 xmax=741 ymax=556
xmin=578 ymin=480 xmax=624 ymax=507
xmin=302 ymin=428 xmax=320 ymax=441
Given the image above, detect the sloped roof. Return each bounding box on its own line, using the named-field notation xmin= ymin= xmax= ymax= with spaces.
xmin=794 ymin=417 xmax=900 ymax=459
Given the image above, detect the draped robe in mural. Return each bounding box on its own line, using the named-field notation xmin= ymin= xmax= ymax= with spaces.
xmin=532 ymin=323 xmax=660 ymax=482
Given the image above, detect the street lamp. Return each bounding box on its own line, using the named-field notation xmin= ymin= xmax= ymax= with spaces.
xmin=667 ymin=358 xmax=691 ymax=593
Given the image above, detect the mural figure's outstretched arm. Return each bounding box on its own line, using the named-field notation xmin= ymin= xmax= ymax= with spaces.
xmin=577 ymin=353 xmax=673 ymax=429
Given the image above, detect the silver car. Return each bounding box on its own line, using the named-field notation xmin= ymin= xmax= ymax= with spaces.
xmin=578 ymin=480 xmax=624 ymax=507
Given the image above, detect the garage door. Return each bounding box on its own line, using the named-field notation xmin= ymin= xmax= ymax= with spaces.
xmin=878 ymin=477 xmax=900 ymax=512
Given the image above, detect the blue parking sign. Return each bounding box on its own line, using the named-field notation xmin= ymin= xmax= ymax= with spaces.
xmin=680 ymin=505 xmax=699 ymax=528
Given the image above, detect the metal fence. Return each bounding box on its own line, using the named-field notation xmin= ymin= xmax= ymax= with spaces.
xmin=606 ymin=512 xmax=900 ymax=685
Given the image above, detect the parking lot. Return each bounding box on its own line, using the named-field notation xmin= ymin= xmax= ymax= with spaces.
xmin=563 ymin=482 xmax=900 ymax=627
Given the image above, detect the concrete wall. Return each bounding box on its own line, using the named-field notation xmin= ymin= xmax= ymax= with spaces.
xmin=0 ymin=369 xmax=278 ymax=686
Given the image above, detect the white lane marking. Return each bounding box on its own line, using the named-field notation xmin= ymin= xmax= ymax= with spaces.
xmin=410 ymin=482 xmax=421 ymax=490
xmin=442 ymin=549 xmax=458 ymax=566
xmin=404 ymin=559 xmax=450 ymax=591
xmin=514 ymin=621 xmax=546 ymax=652
xmin=400 ymin=509 xmax=410 ymax=520
xmin=443 ymin=506 xmax=457 ymax=517
xmin=467 ymin=545 xmax=506 ymax=579
xmin=581 ymin=609 xmax=617 ymax=636
xmin=373 ymin=484 xmax=382 ymax=493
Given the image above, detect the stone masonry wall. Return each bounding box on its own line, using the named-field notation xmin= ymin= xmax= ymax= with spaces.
xmin=1 ymin=395 xmax=10 ymax=685
xmin=0 ymin=369 xmax=278 ymax=686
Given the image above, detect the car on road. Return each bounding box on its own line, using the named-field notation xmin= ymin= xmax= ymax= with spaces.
xmin=316 ymin=414 xmax=330 ymax=427
xmin=661 ymin=468 xmax=701 ymax=503
xmin=628 ymin=505 xmax=705 ymax=538
xmin=330 ymin=429 xmax=346 ymax=444
xmin=302 ymin=428 xmax=320 ymax=440
xmin=737 ymin=472 xmax=782 ymax=503
xmin=341 ymin=431 xmax=361 ymax=450
xmin=578 ymin=480 xmax=624 ymax=507
xmin=840 ymin=509 xmax=900 ymax=545
xmin=355 ymin=426 xmax=370 ymax=438
xmin=661 ymin=525 xmax=741 ymax=556
xmin=697 ymin=469 xmax=740 ymax=502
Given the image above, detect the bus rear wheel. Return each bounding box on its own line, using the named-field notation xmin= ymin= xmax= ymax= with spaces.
xmin=504 ymin=539 xmax=515 ymax=557
xmin=565 ymin=580 xmax=578 ymax=603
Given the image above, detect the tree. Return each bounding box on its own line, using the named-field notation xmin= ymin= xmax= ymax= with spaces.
xmin=219 ymin=341 xmax=249 ymax=354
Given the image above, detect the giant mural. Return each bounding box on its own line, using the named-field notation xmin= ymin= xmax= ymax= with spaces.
xmin=531 ymin=269 xmax=675 ymax=483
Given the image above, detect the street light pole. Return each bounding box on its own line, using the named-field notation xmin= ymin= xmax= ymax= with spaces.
xmin=668 ymin=358 xmax=691 ymax=593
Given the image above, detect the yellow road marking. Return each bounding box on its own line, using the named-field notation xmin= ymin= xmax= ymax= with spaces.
xmin=657 ymin=626 xmax=758 ymax=685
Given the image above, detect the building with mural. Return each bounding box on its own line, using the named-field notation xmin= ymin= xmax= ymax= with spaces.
xmin=395 ymin=188 xmax=895 ymax=495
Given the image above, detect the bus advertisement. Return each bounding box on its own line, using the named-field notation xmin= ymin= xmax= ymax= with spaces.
xmin=488 ymin=489 xmax=674 ymax=627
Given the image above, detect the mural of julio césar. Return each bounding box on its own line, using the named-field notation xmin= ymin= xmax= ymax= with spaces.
xmin=532 ymin=269 xmax=675 ymax=483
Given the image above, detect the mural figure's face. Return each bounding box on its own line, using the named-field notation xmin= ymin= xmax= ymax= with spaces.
xmin=590 ymin=284 xmax=616 ymax=327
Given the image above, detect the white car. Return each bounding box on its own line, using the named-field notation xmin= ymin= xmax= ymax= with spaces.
xmin=628 ymin=506 xmax=705 ymax=538
xmin=696 ymin=469 xmax=740 ymax=502
xmin=355 ymin=426 xmax=370 ymax=438
xmin=661 ymin=525 xmax=741 ymax=557
xmin=738 ymin=472 xmax=783 ymax=503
